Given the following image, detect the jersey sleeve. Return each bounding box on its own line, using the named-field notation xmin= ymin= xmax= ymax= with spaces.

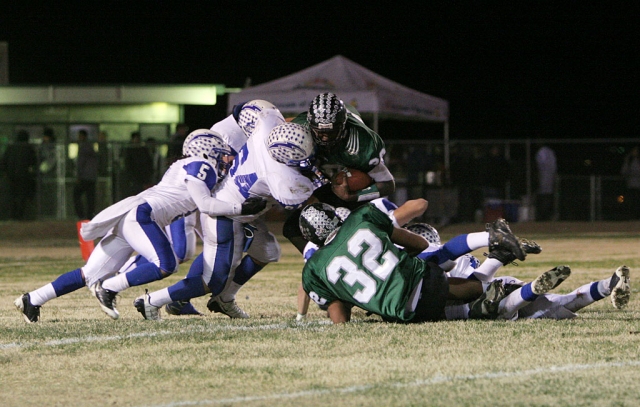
xmin=265 ymin=171 xmax=314 ymax=210
xmin=302 ymin=261 xmax=337 ymax=306
xmin=361 ymin=204 xmax=394 ymax=236
xmin=182 ymin=160 xmax=218 ymax=191
xmin=367 ymin=160 xmax=394 ymax=182
xmin=341 ymin=122 xmax=388 ymax=173
xmin=290 ymin=112 xmax=308 ymax=125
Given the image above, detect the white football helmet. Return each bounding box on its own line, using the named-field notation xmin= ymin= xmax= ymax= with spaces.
xmin=405 ymin=222 xmax=441 ymax=245
xmin=182 ymin=129 xmax=233 ymax=178
xmin=236 ymin=100 xmax=278 ymax=138
xmin=266 ymin=122 xmax=315 ymax=168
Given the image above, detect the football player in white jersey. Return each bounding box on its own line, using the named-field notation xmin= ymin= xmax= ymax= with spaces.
xmin=119 ymin=100 xmax=279 ymax=317
xmin=134 ymin=115 xmax=319 ymax=320
xmin=407 ymin=223 xmax=631 ymax=320
xmin=14 ymin=130 xmax=266 ymax=323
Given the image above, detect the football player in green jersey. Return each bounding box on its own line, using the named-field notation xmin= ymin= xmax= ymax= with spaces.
xmin=299 ymin=202 xmax=510 ymax=324
xmin=284 ymin=92 xmax=396 ymax=253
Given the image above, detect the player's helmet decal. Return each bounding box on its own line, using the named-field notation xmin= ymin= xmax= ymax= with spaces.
xmin=299 ymin=203 xmax=342 ymax=246
xmin=266 ymin=122 xmax=315 ymax=168
xmin=405 ymin=222 xmax=441 ymax=245
xmin=236 ymin=99 xmax=277 ymax=138
xmin=307 ymin=93 xmax=347 ymax=147
xmin=182 ymin=129 xmax=233 ymax=179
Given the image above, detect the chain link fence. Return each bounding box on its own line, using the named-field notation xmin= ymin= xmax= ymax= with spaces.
xmin=0 ymin=138 xmax=637 ymax=222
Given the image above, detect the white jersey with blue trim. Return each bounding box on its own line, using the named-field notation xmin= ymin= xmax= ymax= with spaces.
xmin=212 ymin=108 xmax=314 ymax=223
xmin=210 ymin=115 xmax=247 ymax=155
xmin=140 ymin=156 xmax=218 ymax=228
xmin=369 ymin=198 xmax=400 ymax=226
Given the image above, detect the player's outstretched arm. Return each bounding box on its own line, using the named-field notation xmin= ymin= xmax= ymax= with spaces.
xmin=391 ymin=227 xmax=429 ymax=256
xmin=392 ymin=199 xmax=428 ymax=227
xmin=296 ymin=282 xmax=311 ymax=321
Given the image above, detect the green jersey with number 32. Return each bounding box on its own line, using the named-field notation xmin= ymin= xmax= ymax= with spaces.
xmin=302 ymin=204 xmax=425 ymax=322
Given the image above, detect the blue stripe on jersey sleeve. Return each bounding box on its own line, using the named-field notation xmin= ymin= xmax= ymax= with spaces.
xmin=183 ymin=161 xmax=218 ymax=191
xmin=381 ymin=198 xmax=398 ymax=211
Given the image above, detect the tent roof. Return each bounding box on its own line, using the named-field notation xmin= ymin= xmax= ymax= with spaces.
xmin=227 ymin=55 xmax=448 ymax=122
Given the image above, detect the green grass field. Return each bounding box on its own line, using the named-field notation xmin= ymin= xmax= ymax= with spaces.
xmin=1 ymin=223 xmax=639 ymax=406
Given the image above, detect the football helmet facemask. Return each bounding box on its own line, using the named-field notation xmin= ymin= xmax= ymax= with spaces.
xmin=182 ymin=129 xmax=233 ymax=179
xmin=307 ymin=93 xmax=347 ymax=147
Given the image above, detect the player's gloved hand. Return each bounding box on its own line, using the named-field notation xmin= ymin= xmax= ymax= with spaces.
xmin=241 ymin=197 xmax=267 ymax=215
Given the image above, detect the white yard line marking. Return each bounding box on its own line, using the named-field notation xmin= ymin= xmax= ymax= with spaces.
xmin=0 ymin=321 xmax=330 ymax=350
xmin=141 ymin=360 xmax=640 ymax=407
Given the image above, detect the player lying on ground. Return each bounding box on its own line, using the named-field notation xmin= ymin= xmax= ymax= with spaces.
xmin=408 ymin=223 xmax=632 ymax=320
xmin=295 ymin=198 xmax=539 ymax=321
xmin=298 ymin=202 xmax=535 ymax=324
xmin=15 ymin=130 xmax=266 ymax=323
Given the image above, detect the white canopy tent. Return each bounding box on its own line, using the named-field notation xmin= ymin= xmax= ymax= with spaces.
xmin=227 ymin=55 xmax=451 ymax=168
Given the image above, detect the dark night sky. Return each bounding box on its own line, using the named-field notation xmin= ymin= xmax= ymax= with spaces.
xmin=2 ymin=2 xmax=639 ymax=140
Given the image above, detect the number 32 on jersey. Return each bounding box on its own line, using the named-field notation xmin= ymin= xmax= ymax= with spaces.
xmin=311 ymin=229 xmax=399 ymax=305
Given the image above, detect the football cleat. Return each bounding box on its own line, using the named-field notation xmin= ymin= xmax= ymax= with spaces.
xmin=134 ymin=290 xmax=160 ymax=320
xmin=520 ymin=238 xmax=542 ymax=254
xmin=531 ymin=265 xmax=571 ymax=295
xmin=93 ymin=281 xmax=119 ymax=320
xmin=486 ymin=218 xmax=526 ymax=261
xmin=610 ymin=265 xmax=631 ymax=310
xmin=207 ymin=296 xmax=249 ymax=319
xmin=164 ymin=301 xmax=204 ymax=316
xmin=468 ymin=280 xmax=506 ymax=320
xmin=14 ymin=293 xmax=40 ymax=323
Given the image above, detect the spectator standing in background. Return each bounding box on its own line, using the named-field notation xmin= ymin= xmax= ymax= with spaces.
xmin=122 ymin=131 xmax=153 ymax=197
xmin=146 ymin=137 xmax=164 ymax=184
xmin=38 ymin=127 xmax=57 ymax=177
xmin=535 ymin=144 xmax=557 ymax=221
xmin=480 ymin=145 xmax=510 ymax=200
xmin=97 ymin=131 xmax=110 ymax=177
xmin=166 ymin=123 xmax=189 ymax=165
xmin=0 ymin=130 xmax=37 ymax=220
xmin=450 ymin=144 xmax=483 ymax=223
xmin=73 ymin=129 xmax=98 ymax=220
xmin=620 ymin=145 xmax=640 ymax=220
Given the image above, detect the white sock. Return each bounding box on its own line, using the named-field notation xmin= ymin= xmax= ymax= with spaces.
xmin=466 ymin=232 xmax=489 ymax=251
xmin=562 ymin=282 xmax=598 ymax=312
xmin=219 ymin=281 xmax=243 ymax=302
xmin=444 ymin=304 xmax=470 ymax=320
xmin=148 ymin=288 xmax=172 ymax=308
xmin=497 ymin=287 xmax=529 ymax=320
xmin=101 ymin=274 xmax=130 ymax=292
xmin=29 ymin=284 xmax=57 ymax=306
xmin=471 ymin=258 xmax=503 ymax=282
xmin=597 ymin=278 xmax=612 ymax=296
